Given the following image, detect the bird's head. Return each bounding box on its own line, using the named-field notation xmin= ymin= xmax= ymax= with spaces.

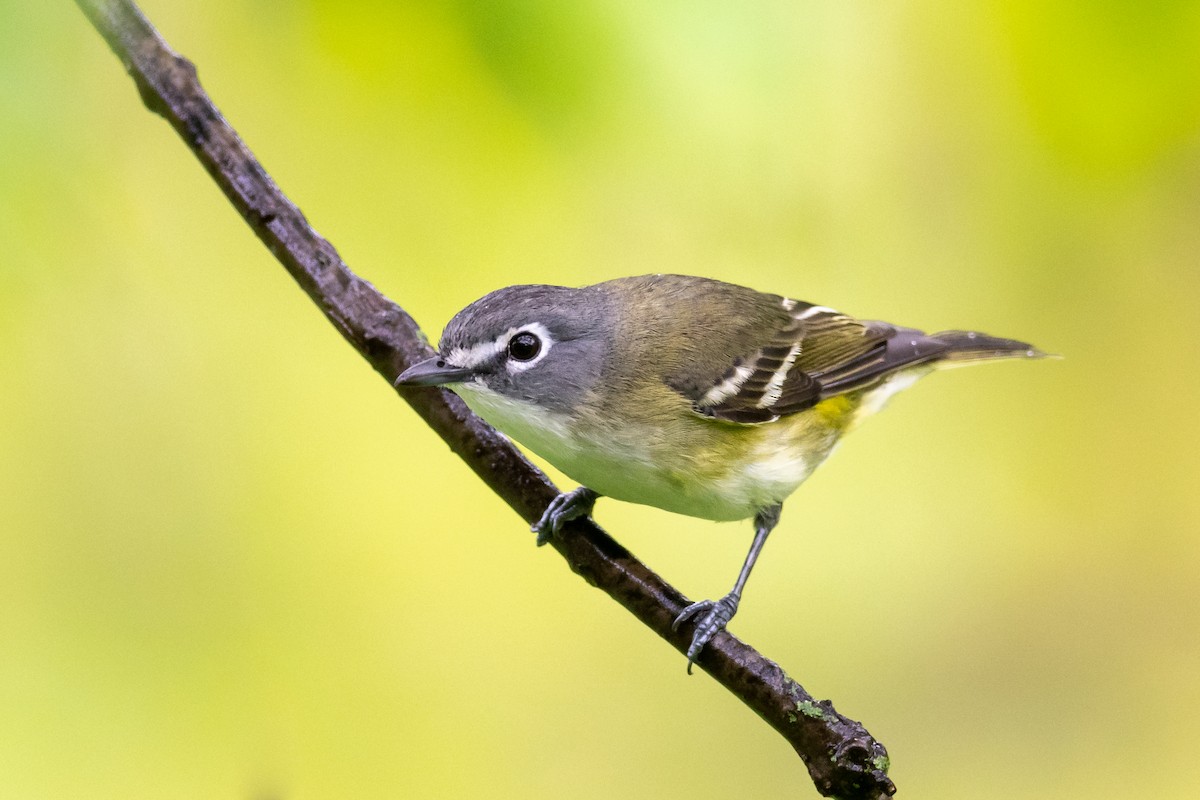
xmin=395 ymin=284 xmax=613 ymax=414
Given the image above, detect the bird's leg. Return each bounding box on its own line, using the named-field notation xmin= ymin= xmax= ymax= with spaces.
xmin=672 ymin=503 xmax=782 ymax=674
xmin=532 ymin=487 xmax=601 ymax=546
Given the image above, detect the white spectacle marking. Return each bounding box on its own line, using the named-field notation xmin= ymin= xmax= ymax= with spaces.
xmin=701 ymin=362 xmax=755 ymax=406
xmin=794 ymin=305 xmax=836 ymax=320
xmin=781 ymin=297 xmax=797 ymax=311
xmin=445 ymin=338 xmax=504 ymax=370
xmin=443 ymin=322 xmax=556 ymax=373
xmin=757 ymin=342 xmax=802 ymax=408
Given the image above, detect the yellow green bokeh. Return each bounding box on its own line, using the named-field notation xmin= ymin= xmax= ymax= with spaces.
xmin=2 ymin=1 xmax=1198 ymax=798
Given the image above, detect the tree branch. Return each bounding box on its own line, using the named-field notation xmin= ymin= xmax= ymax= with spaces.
xmin=72 ymin=1 xmax=895 ymax=796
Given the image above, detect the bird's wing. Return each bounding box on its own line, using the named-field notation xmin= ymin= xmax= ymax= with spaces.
xmin=671 ymin=302 xmax=946 ymax=424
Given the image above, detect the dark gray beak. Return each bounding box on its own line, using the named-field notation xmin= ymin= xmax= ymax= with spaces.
xmin=394 ymin=356 xmax=476 ymax=387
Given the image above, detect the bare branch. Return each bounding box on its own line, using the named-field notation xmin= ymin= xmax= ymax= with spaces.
xmin=71 ymin=1 xmax=895 ymax=796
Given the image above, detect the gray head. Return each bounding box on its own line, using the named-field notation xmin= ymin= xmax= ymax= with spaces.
xmin=396 ymin=284 xmax=614 ymax=413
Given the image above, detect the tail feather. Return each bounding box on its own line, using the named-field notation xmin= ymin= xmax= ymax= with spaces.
xmin=929 ymin=330 xmax=1049 ymax=364
xmin=817 ymin=324 xmax=1050 ymax=398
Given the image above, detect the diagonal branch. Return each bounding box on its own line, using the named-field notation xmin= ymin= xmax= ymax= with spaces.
xmin=71 ymin=1 xmax=895 ymax=796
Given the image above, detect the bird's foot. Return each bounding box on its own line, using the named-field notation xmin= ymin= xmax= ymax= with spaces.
xmin=672 ymin=592 xmax=740 ymax=674
xmin=532 ymin=487 xmax=599 ymax=546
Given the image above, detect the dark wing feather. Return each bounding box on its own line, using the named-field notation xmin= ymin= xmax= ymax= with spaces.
xmin=611 ymin=275 xmax=1040 ymax=426
xmin=678 ymin=304 xmax=880 ymax=423
xmin=677 ymin=303 xmax=958 ymax=424
xmin=814 ymin=323 xmax=949 ymax=396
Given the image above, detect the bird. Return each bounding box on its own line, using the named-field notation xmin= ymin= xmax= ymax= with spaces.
xmin=396 ymin=274 xmax=1047 ymax=671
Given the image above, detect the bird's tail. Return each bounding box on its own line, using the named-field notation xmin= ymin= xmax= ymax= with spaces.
xmin=928 ymin=330 xmax=1050 ymax=366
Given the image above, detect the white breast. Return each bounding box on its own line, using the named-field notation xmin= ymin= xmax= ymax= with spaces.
xmin=454 ymin=382 xmax=576 ymax=465
xmin=456 ymin=380 xmax=840 ymax=522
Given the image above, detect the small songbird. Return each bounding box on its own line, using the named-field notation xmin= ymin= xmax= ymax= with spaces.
xmin=397 ymin=274 xmax=1046 ymax=671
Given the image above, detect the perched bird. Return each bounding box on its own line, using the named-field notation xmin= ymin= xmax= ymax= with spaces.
xmin=397 ymin=274 xmax=1046 ymax=671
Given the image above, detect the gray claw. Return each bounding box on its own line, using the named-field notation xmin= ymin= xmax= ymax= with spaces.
xmin=672 ymin=592 xmax=740 ymax=674
xmin=532 ymin=487 xmax=599 ymax=545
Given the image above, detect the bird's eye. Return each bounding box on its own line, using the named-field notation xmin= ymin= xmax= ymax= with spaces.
xmin=507 ymin=332 xmax=541 ymax=362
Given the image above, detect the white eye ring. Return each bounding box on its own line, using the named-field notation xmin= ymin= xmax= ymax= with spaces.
xmin=502 ymin=322 xmax=554 ymax=373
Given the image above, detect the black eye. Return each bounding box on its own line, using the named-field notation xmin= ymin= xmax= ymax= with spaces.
xmin=507 ymin=331 xmax=541 ymax=361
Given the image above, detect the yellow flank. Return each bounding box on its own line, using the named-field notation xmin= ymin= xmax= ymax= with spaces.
xmin=811 ymin=395 xmax=860 ymax=430
xmin=645 ymin=399 xmax=856 ymax=520
xmin=459 ymin=373 xmax=883 ymax=522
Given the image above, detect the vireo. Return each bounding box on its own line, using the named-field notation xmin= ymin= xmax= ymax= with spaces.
xmin=397 ymin=274 xmax=1046 ymax=671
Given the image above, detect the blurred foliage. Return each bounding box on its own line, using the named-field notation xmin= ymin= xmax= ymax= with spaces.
xmin=1 ymin=1 xmax=1198 ymax=798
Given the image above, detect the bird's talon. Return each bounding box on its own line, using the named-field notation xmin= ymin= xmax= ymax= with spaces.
xmin=671 ymin=599 xmax=711 ymax=631
xmin=532 ymin=487 xmax=599 ymax=545
xmin=672 ymin=593 xmax=740 ymax=673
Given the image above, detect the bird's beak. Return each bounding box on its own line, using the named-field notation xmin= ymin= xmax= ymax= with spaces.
xmin=394 ymin=355 xmax=476 ymax=387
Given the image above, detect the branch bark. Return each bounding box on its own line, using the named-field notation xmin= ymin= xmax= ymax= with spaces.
xmin=72 ymin=1 xmax=895 ymax=796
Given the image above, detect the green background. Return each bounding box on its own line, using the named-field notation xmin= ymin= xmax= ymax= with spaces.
xmin=3 ymin=1 xmax=1198 ymax=798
